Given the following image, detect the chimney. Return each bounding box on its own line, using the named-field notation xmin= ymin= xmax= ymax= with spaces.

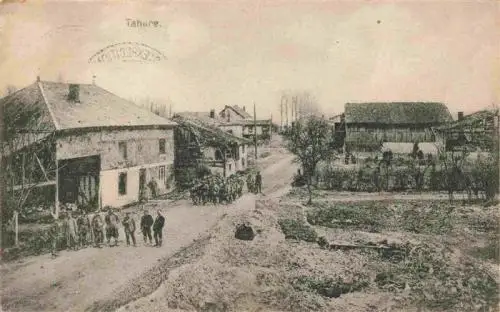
xmin=68 ymin=84 xmax=80 ymax=102
xmin=243 ymin=106 xmax=246 ymax=112
xmin=458 ymin=112 xmax=464 ymax=121
xmin=209 ymin=109 xmax=215 ymax=118
xmin=36 ymin=76 xmax=40 ymax=82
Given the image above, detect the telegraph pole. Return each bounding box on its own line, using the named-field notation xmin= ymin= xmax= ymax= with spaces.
xmin=254 ymin=102 xmax=258 ymax=159
xmin=280 ymin=95 xmax=284 ymax=130
xmin=495 ymin=108 xmax=500 ymax=199
xmin=285 ymin=97 xmax=289 ymax=128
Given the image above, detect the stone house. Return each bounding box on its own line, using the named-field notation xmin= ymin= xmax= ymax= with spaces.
xmin=1 ymin=78 xmax=176 ymax=216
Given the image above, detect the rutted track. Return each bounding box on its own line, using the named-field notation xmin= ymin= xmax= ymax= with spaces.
xmin=87 ymin=234 xmax=212 ymax=312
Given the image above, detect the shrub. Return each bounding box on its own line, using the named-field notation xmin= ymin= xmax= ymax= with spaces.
xmin=278 ymin=219 xmax=318 ymax=242
xmin=292 ymin=274 xmax=370 ymax=298
xmin=259 ymin=151 xmax=271 ymax=158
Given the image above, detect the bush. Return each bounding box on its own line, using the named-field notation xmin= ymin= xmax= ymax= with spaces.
xmin=259 ymin=151 xmax=271 ymax=158
xmin=278 ymin=219 xmax=318 ymax=242
xmin=292 ymin=274 xmax=370 ymax=298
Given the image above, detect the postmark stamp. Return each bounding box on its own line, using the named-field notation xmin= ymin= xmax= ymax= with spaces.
xmin=88 ymin=42 xmax=166 ymax=63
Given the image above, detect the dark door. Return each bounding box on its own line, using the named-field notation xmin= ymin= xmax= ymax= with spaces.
xmin=139 ymin=168 xmax=146 ymax=197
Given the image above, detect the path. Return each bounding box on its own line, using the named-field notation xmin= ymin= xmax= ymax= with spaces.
xmin=0 ymin=151 xmax=296 ymax=312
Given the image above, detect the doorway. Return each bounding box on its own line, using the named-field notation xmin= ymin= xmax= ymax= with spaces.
xmin=139 ymin=168 xmax=146 ymax=199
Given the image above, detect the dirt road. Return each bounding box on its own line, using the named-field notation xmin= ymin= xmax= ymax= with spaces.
xmin=0 ymin=151 xmax=296 ymax=312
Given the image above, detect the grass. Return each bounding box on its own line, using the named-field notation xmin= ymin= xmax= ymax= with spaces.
xmin=278 ymin=219 xmax=318 ymax=243
xmin=305 ymin=200 xmax=459 ymax=235
xmin=291 ymin=274 xmax=370 ymax=298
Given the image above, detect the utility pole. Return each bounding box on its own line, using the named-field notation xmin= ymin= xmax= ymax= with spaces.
xmin=254 ymin=102 xmax=258 ymax=159
xmin=280 ymin=95 xmax=284 ymax=130
xmin=270 ymin=113 xmax=273 ymax=136
xmin=285 ymin=97 xmax=289 ymax=128
xmin=495 ymin=108 xmax=500 ymax=199
xmin=292 ymin=95 xmax=299 ymax=121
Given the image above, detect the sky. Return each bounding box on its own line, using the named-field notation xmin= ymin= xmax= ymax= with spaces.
xmin=0 ymin=1 xmax=499 ymax=123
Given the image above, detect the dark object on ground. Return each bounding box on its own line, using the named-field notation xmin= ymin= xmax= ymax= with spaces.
xmin=235 ymin=224 xmax=255 ymax=241
xmin=317 ymin=236 xmax=329 ymax=249
xmin=291 ymin=173 xmax=307 ymax=187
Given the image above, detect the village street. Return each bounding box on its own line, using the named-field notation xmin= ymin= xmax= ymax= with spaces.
xmin=0 ymin=146 xmax=297 ymax=312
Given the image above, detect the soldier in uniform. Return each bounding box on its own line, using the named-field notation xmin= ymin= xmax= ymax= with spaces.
xmin=76 ymin=213 xmax=91 ymax=248
xmin=140 ymin=209 xmax=154 ymax=245
xmin=65 ymin=212 xmax=79 ymax=251
xmin=122 ymin=212 xmax=137 ymax=247
xmin=246 ymin=174 xmax=255 ymax=193
xmin=91 ymin=213 xmax=104 ymax=248
xmin=255 ymin=171 xmax=262 ymax=194
xmin=200 ymin=180 xmax=209 ymax=205
xmin=104 ymin=209 xmax=120 ymax=247
xmin=49 ymin=216 xmax=65 ymax=257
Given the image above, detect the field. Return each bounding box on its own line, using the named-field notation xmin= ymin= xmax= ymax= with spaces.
xmin=90 ymin=187 xmax=499 ymax=312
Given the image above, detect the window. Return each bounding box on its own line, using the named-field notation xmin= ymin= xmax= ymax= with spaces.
xmin=159 ymin=165 xmax=166 ymax=182
xmin=228 ymin=164 xmax=232 ymax=171
xmin=242 ymin=145 xmax=246 ymax=153
xmin=227 ymin=130 xmax=233 ymax=134
xmin=118 ymin=141 xmax=127 ymax=159
xmin=159 ymin=139 xmax=166 ymax=154
xmin=137 ymin=142 xmax=143 ymax=153
xmin=118 ymin=172 xmax=127 ymax=195
xmin=242 ymin=158 xmax=245 ymax=167
xmin=215 ymin=149 xmax=223 ymax=161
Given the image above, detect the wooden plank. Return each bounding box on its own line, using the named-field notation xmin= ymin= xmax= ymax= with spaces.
xmin=12 ymin=180 xmax=56 ymax=191
xmin=34 ymin=152 xmax=50 ymax=182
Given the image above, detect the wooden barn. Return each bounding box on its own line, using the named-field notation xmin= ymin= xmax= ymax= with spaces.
xmin=343 ymin=102 xmax=453 ymax=152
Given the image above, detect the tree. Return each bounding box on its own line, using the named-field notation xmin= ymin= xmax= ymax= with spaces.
xmin=4 ymin=85 xmax=17 ymax=96
xmin=283 ymin=116 xmax=336 ymax=204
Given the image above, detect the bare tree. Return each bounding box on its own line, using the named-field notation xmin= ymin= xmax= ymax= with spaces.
xmin=4 ymin=85 xmax=17 ymax=97
xmin=283 ymin=116 xmax=336 ymax=204
xmin=280 ymin=90 xmax=322 ymax=124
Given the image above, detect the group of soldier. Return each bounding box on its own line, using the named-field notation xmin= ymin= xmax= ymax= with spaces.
xmin=189 ymin=171 xmax=263 ymax=205
xmin=49 ymin=207 xmax=166 ymax=257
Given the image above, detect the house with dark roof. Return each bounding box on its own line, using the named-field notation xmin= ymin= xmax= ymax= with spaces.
xmin=172 ymin=112 xmax=252 ymax=179
xmin=342 ymin=102 xmax=452 ymax=152
xmin=1 ymin=78 xmax=177 ymax=216
xmin=219 ymin=105 xmax=272 ymax=141
xmin=433 ymin=109 xmax=498 ymax=152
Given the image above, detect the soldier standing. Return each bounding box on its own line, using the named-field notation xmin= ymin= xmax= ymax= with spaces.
xmin=122 ymin=212 xmax=136 ymax=247
xmin=76 ymin=213 xmax=90 ymax=248
xmin=91 ymin=213 xmax=104 ymax=248
xmin=104 ymin=209 xmax=120 ymax=247
xmin=49 ymin=217 xmax=64 ymax=257
xmin=153 ymin=210 xmax=165 ymax=247
xmin=255 ymin=171 xmax=262 ymax=194
xmin=140 ymin=209 xmax=154 ymax=245
xmin=65 ymin=212 xmax=79 ymax=251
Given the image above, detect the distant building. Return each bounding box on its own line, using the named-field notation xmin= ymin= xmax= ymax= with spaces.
xmin=433 ymin=109 xmax=498 ymax=152
xmin=219 ymin=105 xmax=252 ymax=121
xmin=1 ymin=79 xmax=176 ymax=213
xmin=219 ymin=105 xmax=272 ymax=141
xmin=172 ymin=111 xmax=251 ymax=178
xmin=343 ymin=102 xmax=452 ymax=152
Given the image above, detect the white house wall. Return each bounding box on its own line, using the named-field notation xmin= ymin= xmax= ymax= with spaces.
xmin=56 ymin=128 xmax=175 ymax=208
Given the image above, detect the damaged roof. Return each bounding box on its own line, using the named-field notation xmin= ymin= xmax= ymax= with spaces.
xmin=345 ymin=102 xmax=452 ymax=125
xmin=222 ymin=105 xmax=252 ymax=119
xmin=172 ymin=113 xmax=251 ymax=145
